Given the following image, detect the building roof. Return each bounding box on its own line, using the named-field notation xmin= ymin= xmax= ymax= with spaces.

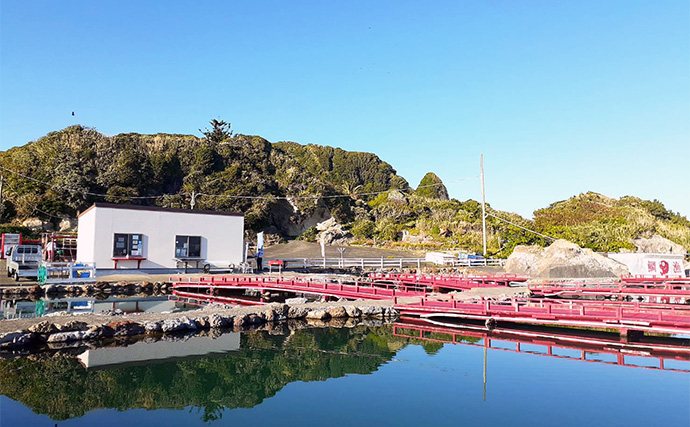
xmin=78 ymin=203 xmax=244 ymax=218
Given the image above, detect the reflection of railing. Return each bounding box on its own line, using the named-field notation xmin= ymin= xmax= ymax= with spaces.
xmin=171 ymin=292 xmax=265 ymax=307
xmin=392 ymin=320 xmax=690 ymax=373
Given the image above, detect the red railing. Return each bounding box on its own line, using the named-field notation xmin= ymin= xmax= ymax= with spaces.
xmin=394 ymin=296 xmax=690 ymax=334
xmin=171 ymin=275 xmax=429 ymax=300
xmin=528 ymin=281 xmax=690 ymax=301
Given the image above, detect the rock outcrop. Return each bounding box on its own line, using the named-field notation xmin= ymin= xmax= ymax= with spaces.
xmin=59 ymin=218 xmax=76 ymax=232
xmin=506 ymin=239 xmax=629 ymax=279
xmin=416 ymin=172 xmax=449 ymax=200
xmin=632 ymin=234 xmax=686 ymax=255
xmin=315 ymin=217 xmax=352 ymax=245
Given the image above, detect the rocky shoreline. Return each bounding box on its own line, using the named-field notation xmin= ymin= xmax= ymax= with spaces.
xmin=0 ymin=300 xmax=399 ymax=353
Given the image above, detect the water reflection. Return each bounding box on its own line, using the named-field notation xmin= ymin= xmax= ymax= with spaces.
xmin=0 ymin=295 xmax=184 ymax=319
xmin=393 ymin=319 xmax=690 ymax=373
xmin=0 ymin=326 xmax=397 ymax=422
xmin=0 ymin=322 xmax=688 ymax=424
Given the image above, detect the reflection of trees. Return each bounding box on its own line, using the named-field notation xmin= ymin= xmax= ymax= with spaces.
xmin=0 ymin=326 xmax=415 ymax=422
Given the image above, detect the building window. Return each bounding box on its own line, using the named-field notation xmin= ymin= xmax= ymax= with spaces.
xmin=113 ymin=233 xmax=144 ymax=257
xmin=175 ymin=236 xmax=201 ymax=258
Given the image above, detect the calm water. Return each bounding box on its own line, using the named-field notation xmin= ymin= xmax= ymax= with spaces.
xmin=0 ymin=324 xmax=688 ymax=427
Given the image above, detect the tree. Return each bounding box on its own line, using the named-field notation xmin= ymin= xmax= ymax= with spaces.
xmin=200 ymin=119 xmax=233 ymax=144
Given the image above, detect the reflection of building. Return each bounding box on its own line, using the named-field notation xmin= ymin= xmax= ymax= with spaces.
xmin=92 ymin=297 xmax=175 ymax=314
xmin=76 ymin=203 xmax=244 ymax=270
xmin=0 ymin=300 xmax=38 ymax=319
xmin=0 ymin=296 xmax=180 ymax=319
xmin=77 ymin=332 xmax=241 ymax=369
xmin=38 ymin=297 xmax=95 ymax=316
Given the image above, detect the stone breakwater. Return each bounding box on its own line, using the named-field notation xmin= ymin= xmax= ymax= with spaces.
xmin=0 ymin=301 xmax=399 ymax=352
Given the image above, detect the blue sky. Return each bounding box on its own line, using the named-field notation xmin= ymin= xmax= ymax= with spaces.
xmin=1 ymin=1 xmax=688 ymax=218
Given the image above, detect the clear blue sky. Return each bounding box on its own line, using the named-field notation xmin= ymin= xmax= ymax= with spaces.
xmin=1 ymin=1 xmax=688 ymax=218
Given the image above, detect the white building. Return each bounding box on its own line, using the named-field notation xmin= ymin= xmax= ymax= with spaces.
xmin=77 ymin=203 xmax=244 ymax=270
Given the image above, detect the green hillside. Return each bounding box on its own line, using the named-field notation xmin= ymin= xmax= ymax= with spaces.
xmin=1 ymin=124 xmax=688 ymax=256
xmin=0 ymin=124 xmax=407 ymax=234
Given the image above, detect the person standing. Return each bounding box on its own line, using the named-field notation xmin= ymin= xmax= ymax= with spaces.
xmin=45 ymin=239 xmax=55 ymax=262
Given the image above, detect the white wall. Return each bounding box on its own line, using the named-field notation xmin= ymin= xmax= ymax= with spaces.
xmin=608 ymin=253 xmax=686 ymax=277
xmin=77 ymin=206 xmax=244 ymax=269
xmin=76 ymin=209 xmax=96 ymax=264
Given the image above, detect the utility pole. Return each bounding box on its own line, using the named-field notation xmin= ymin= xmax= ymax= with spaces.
xmin=480 ymin=154 xmax=487 ymax=257
xmin=0 ymin=176 xmax=4 ymax=220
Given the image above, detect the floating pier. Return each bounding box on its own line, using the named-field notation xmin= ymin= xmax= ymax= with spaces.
xmin=170 ymin=273 xmax=690 ymax=336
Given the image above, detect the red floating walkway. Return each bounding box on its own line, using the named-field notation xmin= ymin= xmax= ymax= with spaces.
xmin=171 ymin=275 xmax=429 ymax=301
xmin=528 ymin=281 xmax=690 ymax=302
xmin=369 ymin=272 xmax=528 ymax=291
xmin=394 ymin=295 xmax=690 ymax=335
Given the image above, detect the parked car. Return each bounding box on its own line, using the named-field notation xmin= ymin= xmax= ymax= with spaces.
xmin=6 ymin=245 xmax=43 ymax=281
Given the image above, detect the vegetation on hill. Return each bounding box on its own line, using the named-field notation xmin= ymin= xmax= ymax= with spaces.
xmin=532 ymin=192 xmax=690 ymax=252
xmin=416 ymin=172 xmax=449 ymax=200
xmin=1 ymin=123 xmax=687 ymax=256
xmin=0 ymin=123 xmax=407 ymax=233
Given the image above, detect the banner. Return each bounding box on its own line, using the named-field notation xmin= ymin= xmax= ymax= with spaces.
xmin=257 ymin=232 xmax=264 ymax=258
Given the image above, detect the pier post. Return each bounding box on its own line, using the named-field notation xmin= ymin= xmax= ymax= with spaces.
xmin=619 ymin=328 xmax=643 ymax=342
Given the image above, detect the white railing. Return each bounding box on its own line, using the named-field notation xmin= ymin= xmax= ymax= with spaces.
xmin=447 ymin=258 xmax=506 ymax=267
xmin=271 ymin=257 xmax=505 ymax=270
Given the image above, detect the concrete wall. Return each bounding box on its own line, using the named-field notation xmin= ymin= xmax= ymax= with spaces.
xmin=607 ymin=253 xmax=686 ymax=277
xmin=77 ymin=206 xmax=244 ymax=269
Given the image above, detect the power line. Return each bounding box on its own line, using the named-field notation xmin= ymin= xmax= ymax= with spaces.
xmin=0 ymin=165 xmax=167 ymax=200
xmin=0 ymin=163 xmax=477 ymax=203
xmin=197 ymin=176 xmax=479 ymax=201
xmin=485 ymin=212 xmax=556 ymax=241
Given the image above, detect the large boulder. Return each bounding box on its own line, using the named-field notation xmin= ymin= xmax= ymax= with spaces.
xmin=506 ymin=239 xmax=629 ymax=279
xmin=632 ymin=235 xmax=686 ymax=255
xmin=161 ymin=316 xmax=197 ymax=334
xmin=504 ymin=246 xmax=544 ymax=276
